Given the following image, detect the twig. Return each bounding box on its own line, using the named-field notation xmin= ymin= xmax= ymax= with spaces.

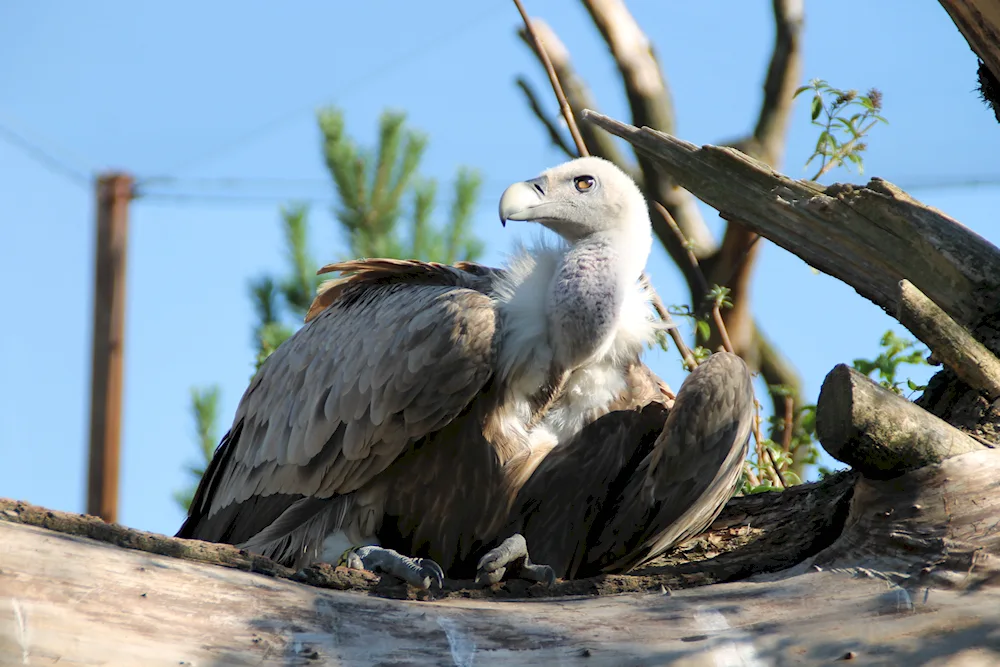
xmin=640 ymin=274 xmax=697 ymax=371
xmin=711 ymin=303 xmax=735 ymax=356
xmin=512 ymin=0 xmax=588 ymax=158
xmin=654 ymin=201 xmax=711 ymax=303
xmin=781 ymin=395 xmax=794 ymax=455
xmin=515 ymin=77 xmax=575 ymax=159
xmin=754 ymin=400 xmax=787 ymax=489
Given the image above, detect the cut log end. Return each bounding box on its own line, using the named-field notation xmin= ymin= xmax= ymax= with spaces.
xmin=816 ymin=364 xmax=985 ymax=479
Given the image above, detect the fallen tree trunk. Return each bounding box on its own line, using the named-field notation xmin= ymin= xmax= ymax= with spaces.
xmin=4 ymin=448 xmax=1000 ymax=664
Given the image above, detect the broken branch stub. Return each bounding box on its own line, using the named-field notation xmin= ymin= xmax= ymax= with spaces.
xmin=815 ymin=364 xmax=985 ymax=479
xmin=580 ymin=110 xmax=1000 ymax=340
xmin=898 ymin=279 xmax=1000 ymax=401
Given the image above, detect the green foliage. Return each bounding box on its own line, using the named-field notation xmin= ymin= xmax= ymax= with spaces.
xmin=319 ymin=108 xmax=484 ymax=264
xmin=739 ymin=329 xmax=929 ymax=495
xmin=852 ymin=329 xmax=929 ymax=394
xmin=707 ymin=284 xmax=733 ymax=310
xmin=172 ymin=387 xmax=221 ymax=511
xmin=175 ymin=107 xmax=484 ymax=512
xmin=794 ymin=79 xmax=888 ymax=180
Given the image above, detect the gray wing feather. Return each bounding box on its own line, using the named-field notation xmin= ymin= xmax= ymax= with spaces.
xmin=198 ymin=267 xmax=497 ymax=523
xmin=592 ymin=351 xmax=754 ymax=573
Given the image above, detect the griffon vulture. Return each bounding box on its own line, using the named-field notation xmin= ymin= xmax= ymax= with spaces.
xmin=177 ymin=156 xmax=754 ymax=589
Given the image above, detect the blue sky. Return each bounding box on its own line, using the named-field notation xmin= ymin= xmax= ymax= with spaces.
xmin=2 ymin=1 xmax=999 ymax=538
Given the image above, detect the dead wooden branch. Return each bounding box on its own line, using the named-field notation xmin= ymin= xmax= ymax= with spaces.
xmin=0 ymin=469 xmax=854 ymax=603
xmin=898 ymin=279 xmax=1000 ymax=401
xmin=746 ymin=0 xmax=803 ymax=168
xmin=512 ymin=0 xmax=587 ymax=157
xmin=514 ymin=77 xmax=575 ymax=159
xmin=938 ymin=0 xmax=1000 ymax=120
xmin=515 ymin=22 xmax=631 ymax=169
xmin=815 ymin=364 xmax=985 ymax=479
xmin=581 ymin=110 xmax=1000 ymax=339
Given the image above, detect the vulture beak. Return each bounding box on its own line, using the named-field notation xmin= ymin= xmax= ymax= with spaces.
xmin=499 ymin=176 xmax=547 ymax=227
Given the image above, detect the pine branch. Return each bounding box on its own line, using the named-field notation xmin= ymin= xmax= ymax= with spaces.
xmin=173 ymin=386 xmax=222 ymax=512
xmin=410 ymin=177 xmax=437 ymax=260
xmin=279 ymin=204 xmax=319 ymax=316
xmin=445 ymin=167 xmax=484 ymax=263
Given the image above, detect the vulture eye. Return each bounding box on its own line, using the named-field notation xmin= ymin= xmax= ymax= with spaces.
xmin=574 ymin=175 xmax=596 ymax=192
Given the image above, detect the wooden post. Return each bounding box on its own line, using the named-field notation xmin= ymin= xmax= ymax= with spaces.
xmin=86 ymin=172 xmax=133 ymax=523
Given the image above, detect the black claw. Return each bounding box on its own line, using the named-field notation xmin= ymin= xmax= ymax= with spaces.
xmin=475 ymin=566 xmax=507 ymax=586
xmin=419 ymin=558 xmax=446 ymax=590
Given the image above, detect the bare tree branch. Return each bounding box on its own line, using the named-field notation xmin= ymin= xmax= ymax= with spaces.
xmin=580 ymin=0 xmax=717 ymax=263
xmin=750 ymin=0 xmax=804 ymax=168
xmin=515 ymin=77 xmax=575 ymax=159
xmin=515 ymin=21 xmax=633 ymax=170
xmin=706 ymin=0 xmax=803 ymax=330
xmin=512 ymin=0 xmax=588 ymax=156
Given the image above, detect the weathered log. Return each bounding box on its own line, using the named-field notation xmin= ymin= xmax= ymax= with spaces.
xmin=898 ymin=279 xmax=1000 ymax=401
xmin=815 ymin=364 xmax=985 ymax=478
xmin=0 ymin=471 xmax=857 ymax=600
xmin=580 ymin=110 xmax=1000 ymax=339
xmin=5 ymin=450 xmax=1000 ymax=664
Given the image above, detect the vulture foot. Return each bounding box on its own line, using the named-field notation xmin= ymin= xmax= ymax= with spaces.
xmin=475 ymin=533 xmax=555 ymax=587
xmin=343 ymin=545 xmax=444 ymax=591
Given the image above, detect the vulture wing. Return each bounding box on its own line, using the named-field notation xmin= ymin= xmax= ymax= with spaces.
xmin=508 ymin=352 xmax=752 ymax=578
xmin=177 ymin=259 xmax=498 ymax=565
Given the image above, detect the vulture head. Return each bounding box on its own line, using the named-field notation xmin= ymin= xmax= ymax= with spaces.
xmin=498 ymin=157 xmax=652 ymax=249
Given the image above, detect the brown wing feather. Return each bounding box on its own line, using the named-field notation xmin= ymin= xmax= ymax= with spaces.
xmin=178 ymin=261 xmax=499 ymax=561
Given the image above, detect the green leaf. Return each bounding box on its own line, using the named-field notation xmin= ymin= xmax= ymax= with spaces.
xmin=834 ymin=117 xmax=860 ymax=138
xmin=811 ymin=95 xmax=823 ymax=121
xmin=816 ymin=130 xmax=831 ymax=152
xmin=696 ymin=319 xmax=711 ymax=342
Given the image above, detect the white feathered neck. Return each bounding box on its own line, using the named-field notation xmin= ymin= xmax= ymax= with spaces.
xmin=489 ymin=237 xmax=662 ymax=445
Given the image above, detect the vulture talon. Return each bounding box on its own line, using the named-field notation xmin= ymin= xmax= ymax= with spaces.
xmin=476 ymin=533 xmax=555 ymax=587
xmin=344 ymin=545 xmax=445 ymax=591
